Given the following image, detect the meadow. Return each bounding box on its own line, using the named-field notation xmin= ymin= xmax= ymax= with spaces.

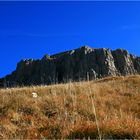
xmin=0 ymin=75 xmax=140 ymax=139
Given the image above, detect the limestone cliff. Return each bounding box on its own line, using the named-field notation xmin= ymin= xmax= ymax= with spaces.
xmin=1 ymin=46 xmax=140 ymax=87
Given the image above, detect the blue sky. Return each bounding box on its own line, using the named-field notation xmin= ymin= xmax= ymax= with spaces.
xmin=0 ymin=1 xmax=140 ymax=78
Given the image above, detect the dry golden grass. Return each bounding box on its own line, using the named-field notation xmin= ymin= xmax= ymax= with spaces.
xmin=0 ymin=75 xmax=140 ymax=139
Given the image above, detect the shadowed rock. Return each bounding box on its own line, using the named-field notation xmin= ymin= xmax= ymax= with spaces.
xmin=0 ymin=46 xmax=140 ymax=87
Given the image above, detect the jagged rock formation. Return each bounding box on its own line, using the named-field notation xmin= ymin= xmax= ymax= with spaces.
xmin=0 ymin=46 xmax=140 ymax=87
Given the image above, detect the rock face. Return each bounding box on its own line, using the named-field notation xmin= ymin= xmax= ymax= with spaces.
xmin=0 ymin=46 xmax=140 ymax=87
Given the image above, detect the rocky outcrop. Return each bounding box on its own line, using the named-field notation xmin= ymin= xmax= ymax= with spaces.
xmin=0 ymin=46 xmax=140 ymax=87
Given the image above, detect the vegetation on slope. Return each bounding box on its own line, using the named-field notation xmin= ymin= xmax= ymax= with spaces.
xmin=0 ymin=75 xmax=140 ymax=139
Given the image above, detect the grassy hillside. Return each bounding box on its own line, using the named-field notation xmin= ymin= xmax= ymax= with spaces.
xmin=0 ymin=75 xmax=140 ymax=139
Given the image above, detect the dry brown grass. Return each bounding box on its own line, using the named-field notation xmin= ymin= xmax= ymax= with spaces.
xmin=0 ymin=75 xmax=140 ymax=139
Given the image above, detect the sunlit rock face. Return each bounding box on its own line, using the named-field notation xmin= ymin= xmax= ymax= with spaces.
xmin=112 ymin=49 xmax=137 ymax=75
xmin=1 ymin=46 xmax=140 ymax=87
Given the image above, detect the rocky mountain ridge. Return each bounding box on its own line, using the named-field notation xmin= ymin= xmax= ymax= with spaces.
xmin=0 ymin=46 xmax=140 ymax=87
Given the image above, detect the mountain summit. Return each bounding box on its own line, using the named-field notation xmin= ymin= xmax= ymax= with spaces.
xmin=0 ymin=46 xmax=140 ymax=87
